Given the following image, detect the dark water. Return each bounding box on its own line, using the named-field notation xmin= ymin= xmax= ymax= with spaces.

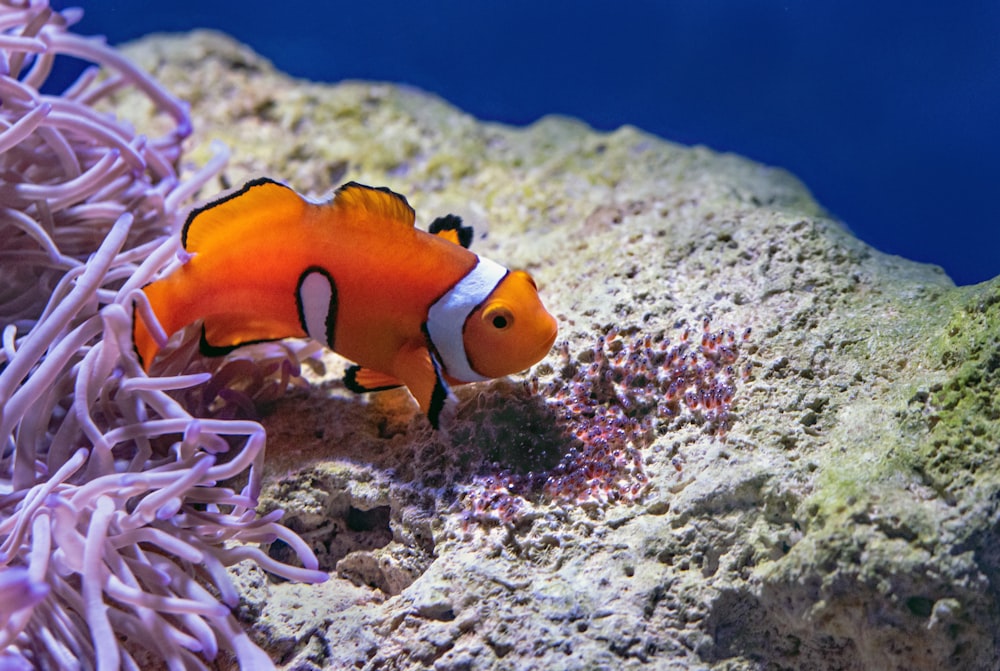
xmin=54 ymin=1 xmax=1000 ymax=285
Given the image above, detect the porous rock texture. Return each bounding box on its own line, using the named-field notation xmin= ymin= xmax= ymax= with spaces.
xmin=122 ymin=31 xmax=999 ymax=671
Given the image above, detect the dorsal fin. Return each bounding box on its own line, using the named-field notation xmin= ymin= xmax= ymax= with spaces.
xmin=182 ymin=178 xmax=305 ymax=253
xmin=428 ymin=214 xmax=473 ymax=248
xmin=328 ymin=182 xmax=415 ymax=228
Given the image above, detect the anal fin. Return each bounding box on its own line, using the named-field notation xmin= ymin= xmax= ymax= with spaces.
xmin=344 ymin=365 xmax=404 ymax=393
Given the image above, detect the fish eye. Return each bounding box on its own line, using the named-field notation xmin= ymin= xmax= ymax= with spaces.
xmin=485 ymin=305 xmax=514 ymax=330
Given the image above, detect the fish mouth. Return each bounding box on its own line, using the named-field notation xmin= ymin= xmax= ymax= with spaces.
xmin=532 ymin=324 xmax=559 ymax=362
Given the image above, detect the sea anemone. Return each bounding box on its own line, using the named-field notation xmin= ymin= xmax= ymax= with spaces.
xmin=0 ymin=3 xmax=324 ymax=668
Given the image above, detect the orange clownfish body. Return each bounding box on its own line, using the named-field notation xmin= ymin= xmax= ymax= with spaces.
xmin=132 ymin=178 xmax=558 ymax=428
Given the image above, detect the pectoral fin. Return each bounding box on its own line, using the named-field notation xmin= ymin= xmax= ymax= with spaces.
xmin=391 ymin=344 xmax=456 ymax=429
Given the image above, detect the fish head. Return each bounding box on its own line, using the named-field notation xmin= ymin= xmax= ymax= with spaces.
xmin=464 ymin=270 xmax=558 ymax=378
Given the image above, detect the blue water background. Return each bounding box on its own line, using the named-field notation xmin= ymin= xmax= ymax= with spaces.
xmin=57 ymin=1 xmax=1000 ymax=285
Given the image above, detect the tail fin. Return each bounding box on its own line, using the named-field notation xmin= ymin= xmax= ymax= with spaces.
xmin=131 ymin=281 xmax=173 ymax=372
xmin=132 ymin=304 xmax=158 ymax=371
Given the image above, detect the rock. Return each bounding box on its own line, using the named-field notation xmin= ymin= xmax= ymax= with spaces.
xmin=123 ymin=30 xmax=999 ymax=671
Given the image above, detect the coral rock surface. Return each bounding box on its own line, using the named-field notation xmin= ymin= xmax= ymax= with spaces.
xmin=125 ymin=31 xmax=998 ymax=671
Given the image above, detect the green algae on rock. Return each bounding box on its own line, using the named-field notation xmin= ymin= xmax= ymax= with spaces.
xmin=923 ymin=283 xmax=1000 ymax=495
xmin=120 ymin=31 xmax=999 ymax=671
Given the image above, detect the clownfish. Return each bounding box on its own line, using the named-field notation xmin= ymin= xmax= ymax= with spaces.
xmin=132 ymin=178 xmax=558 ymax=428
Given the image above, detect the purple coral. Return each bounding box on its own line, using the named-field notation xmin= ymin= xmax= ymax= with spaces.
xmin=541 ymin=319 xmax=750 ymax=503
xmin=462 ymin=318 xmax=752 ymax=525
xmin=0 ymin=3 xmax=323 ymax=668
